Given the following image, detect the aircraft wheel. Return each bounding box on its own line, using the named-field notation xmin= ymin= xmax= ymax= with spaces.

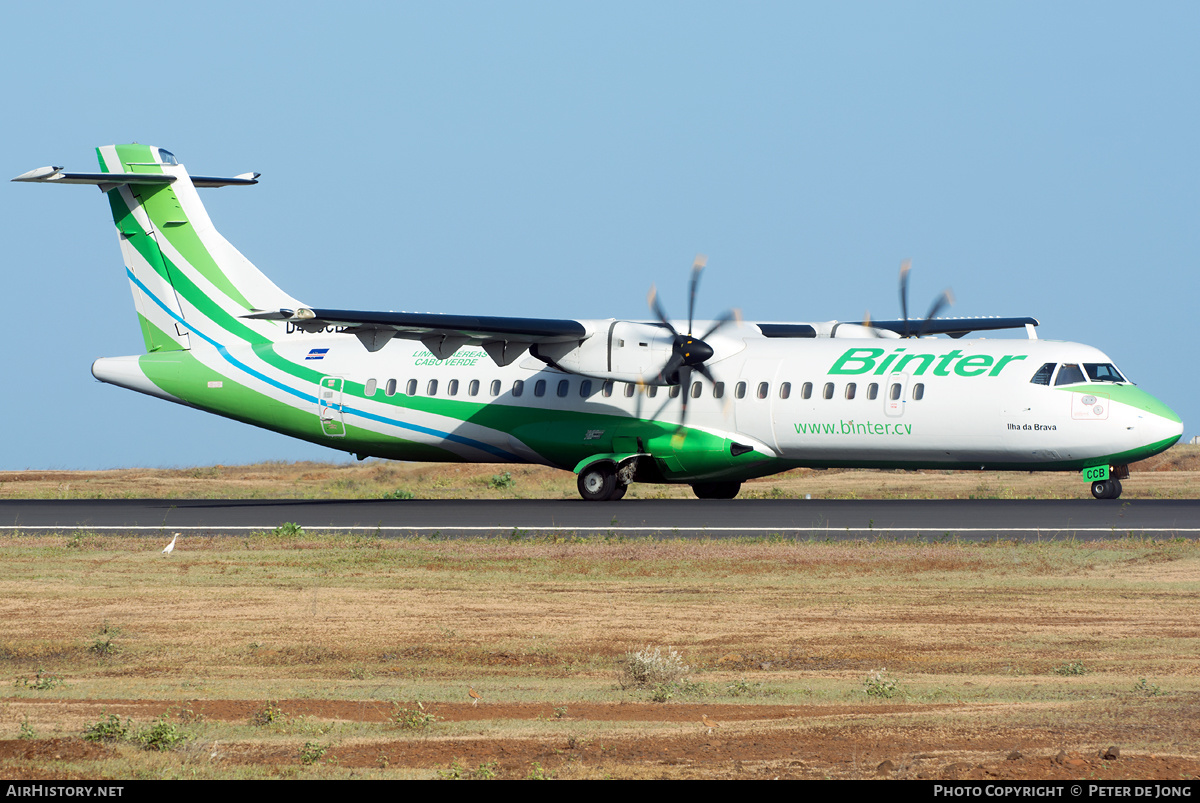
xmin=611 ymin=483 xmax=628 ymax=501
xmin=1090 ymin=479 xmax=1122 ymax=500
xmin=578 ymin=464 xmax=619 ymax=501
xmin=692 ymin=482 xmax=742 ymax=500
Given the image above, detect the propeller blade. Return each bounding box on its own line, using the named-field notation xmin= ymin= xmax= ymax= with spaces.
xmin=694 ymin=361 xmax=717 ymax=386
xmin=676 ymin=365 xmax=693 ymax=430
xmin=657 ymin=353 xmax=685 ymax=385
xmin=917 ymin=289 xmax=955 ymax=338
xmin=687 ymin=254 xmax=707 ymax=335
xmin=698 ymin=308 xmax=741 ymax=342
xmin=647 ymin=284 xmax=678 ymax=335
xmin=899 ymin=259 xmax=912 ymax=337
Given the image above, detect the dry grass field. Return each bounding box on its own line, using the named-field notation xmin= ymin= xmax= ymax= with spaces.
xmin=1 ymin=446 xmax=1196 ymax=779
xmin=2 ymin=444 xmax=1198 ymax=502
xmin=1 ymin=530 xmax=1198 ymax=780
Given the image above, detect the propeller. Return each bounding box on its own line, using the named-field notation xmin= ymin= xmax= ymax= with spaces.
xmin=642 ymin=255 xmax=740 ymax=429
xmin=896 ymin=259 xmax=954 ymax=338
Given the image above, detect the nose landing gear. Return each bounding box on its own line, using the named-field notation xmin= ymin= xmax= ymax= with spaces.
xmin=1090 ymin=479 xmax=1123 ymax=500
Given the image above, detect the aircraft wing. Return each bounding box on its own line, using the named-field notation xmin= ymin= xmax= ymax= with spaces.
xmin=861 ymin=316 xmax=1039 ymax=338
xmin=244 ymin=307 xmax=590 ymax=365
xmin=758 ymin=317 xmax=1039 ymax=339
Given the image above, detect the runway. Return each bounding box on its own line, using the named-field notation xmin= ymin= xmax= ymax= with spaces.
xmin=0 ymin=498 xmax=1197 ymax=540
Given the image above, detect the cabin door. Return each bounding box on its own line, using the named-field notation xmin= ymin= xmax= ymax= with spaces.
xmin=318 ymin=376 xmax=346 ymax=437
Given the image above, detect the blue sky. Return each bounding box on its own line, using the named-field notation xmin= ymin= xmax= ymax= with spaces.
xmin=3 ymin=1 xmax=1196 ymax=469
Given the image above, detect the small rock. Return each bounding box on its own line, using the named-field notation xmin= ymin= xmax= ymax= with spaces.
xmin=877 ymin=760 xmax=895 ymax=775
xmin=1007 ymin=750 xmax=1023 ymax=761
xmin=1102 ymin=746 xmax=1120 ymax=761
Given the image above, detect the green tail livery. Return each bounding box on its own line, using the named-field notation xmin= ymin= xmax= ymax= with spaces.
xmin=14 ymin=146 xmax=1183 ymax=501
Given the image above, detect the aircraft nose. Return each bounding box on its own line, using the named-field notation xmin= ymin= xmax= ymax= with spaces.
xmin=1131 ymin=390 xmax=1183 ymax=450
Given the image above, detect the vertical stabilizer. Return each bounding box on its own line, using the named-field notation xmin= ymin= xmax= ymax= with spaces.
xmin=94 ymin=144 xmax=304 ymax=352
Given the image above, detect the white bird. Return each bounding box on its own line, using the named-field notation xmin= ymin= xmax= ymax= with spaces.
xmin=162 ymin=533 xmax=179 ymax=556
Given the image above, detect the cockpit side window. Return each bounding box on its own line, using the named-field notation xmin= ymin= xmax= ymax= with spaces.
xmin=1085 ymin=363 xmax=1127 ymax=383
xmin=157 ymin=148 xmax=179 ymax=165
xmin=1054 ymin=363 xmax=1086 ymax=386
xmin=1030 ymin=363 xmax=1055 ymax=385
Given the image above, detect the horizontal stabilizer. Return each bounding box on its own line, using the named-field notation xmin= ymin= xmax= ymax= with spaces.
xmin=11 ymin=166 xmax=258 ymax=188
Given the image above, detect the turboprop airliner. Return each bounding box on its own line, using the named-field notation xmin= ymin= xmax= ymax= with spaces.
xmin=14 ymin=145 xmax=1183 ymax=501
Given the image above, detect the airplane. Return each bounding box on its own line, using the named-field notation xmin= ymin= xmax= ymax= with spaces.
xmin=14 ymin=145 xmax=1184 ymax=501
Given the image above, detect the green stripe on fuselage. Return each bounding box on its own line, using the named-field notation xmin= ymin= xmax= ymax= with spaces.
xmin=1061 ymin=384 xmax=1182 ymax=423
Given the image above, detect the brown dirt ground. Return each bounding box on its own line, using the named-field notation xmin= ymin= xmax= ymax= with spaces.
xmin=2 ymin=699 xmax=1197 ymax=780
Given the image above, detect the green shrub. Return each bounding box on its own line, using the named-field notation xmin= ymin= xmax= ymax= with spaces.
xmin=82 ymin=714 xmax=130 ymax=742
xmin=134 ymin=717 xmax=189 ymax=751
xmin=863 ymin=668 xmax=901 ymax=698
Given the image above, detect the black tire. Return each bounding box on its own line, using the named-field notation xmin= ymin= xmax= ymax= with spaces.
xmin=611 ymin=483 xmax=628 ymax=501
xmin=1091 ymin=480 xmax=1121 ymax=500
xmin=691 ymin=482 xmax=742 ymax=500
xmin=578 ymin=464 xmax=618 ymax=501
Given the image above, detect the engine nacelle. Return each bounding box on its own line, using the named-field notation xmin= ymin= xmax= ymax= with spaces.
xmin=532 ymin=321 xmax=679 ymax=384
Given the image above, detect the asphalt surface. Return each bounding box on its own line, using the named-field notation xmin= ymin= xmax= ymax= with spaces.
xmin=1 ymin=498 xmax=1197 ymax=540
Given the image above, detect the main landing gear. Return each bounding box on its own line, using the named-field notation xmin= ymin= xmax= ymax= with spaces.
xmin=577 ymin=463 xmax=628 ymax=502
xmin=576 ymin=462 xmax=743 ymax=501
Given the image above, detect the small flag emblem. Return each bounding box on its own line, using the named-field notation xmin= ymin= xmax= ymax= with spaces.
xmin=305 ymin=348 xmax=329 ymax=360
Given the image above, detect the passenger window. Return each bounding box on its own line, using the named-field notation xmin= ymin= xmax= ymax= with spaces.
xmin=602 ymin=380 xmax=613 ymax=397
xmin=757 ymin=382 xmax=769 ymax=399
xmin=535 ymin=380 xmax=547 ymax=397
xmin=646 ymin=385 xmax=658 ymax=398
xmin=490 ymin=380 xmax=500 ymax=397
xmin=669 ymin=385 xmax=681 ymax=398
xmin=912 ymin=383 xmax=924 ymax=401
xmin=426 ymin=379 xmax=438 ymax=396
xmin=384 ymin=379 xmax=397 ymax=397
xmin=557 ymin=379 xmax=569 ymax=397
xmin=692 ymin=382 xmax=703 ymax=399
xmin=845 ymin=383 xmax=856 ymax=400
xmin=447 ymin=379 xmax=459 ymax=397
xmin=735 ymin=382 xmax=747 ymax=399
xmin=867 ymin=383 xmax=878 ymax=400
xmin=801 ymin=382 xmax=812 ymax=400
xmin=468 ymin=379 xmax=480 ymax=396
xmin=624 ymin=383 xmax=635 ymax=398
xmin=779 ymin=382 xmax=791 ymax=400
xmin=406 ymin=379 xmax=417 ymax=396
xmin=512 ymin=380 xmax=524 ymax=397
xmin=823 ymin=382 xmax=834 ymax=400
xmin=889 ymin=383 xmax=901 ymax=400
xmin=580 ymin=380 xmax=592 ymax=397
xmin=1055 ymin=364 xmax=1086 ymax=386
xmin=1030 ymin=363 xmax=1056 ymax=385
xmin=365 ymin=378 xmax=377 ymax=397
xmin=713 ymin=382 xmax=725 ymax=399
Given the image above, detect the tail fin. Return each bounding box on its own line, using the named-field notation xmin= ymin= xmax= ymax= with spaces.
xmin=17 ymin=144 xmax=303 ymax=352
xmin=96 ymin=144 xmax=304 ymax=352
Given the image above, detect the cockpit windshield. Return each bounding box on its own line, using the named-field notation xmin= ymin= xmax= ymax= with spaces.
xmin=1054 ymin=364 xmax=1086 ymax=385
xmin=1050 ymin=362 xmax=1129 ymax=387
xmin=1084 ymin=363 xmax=1127 ymax=384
